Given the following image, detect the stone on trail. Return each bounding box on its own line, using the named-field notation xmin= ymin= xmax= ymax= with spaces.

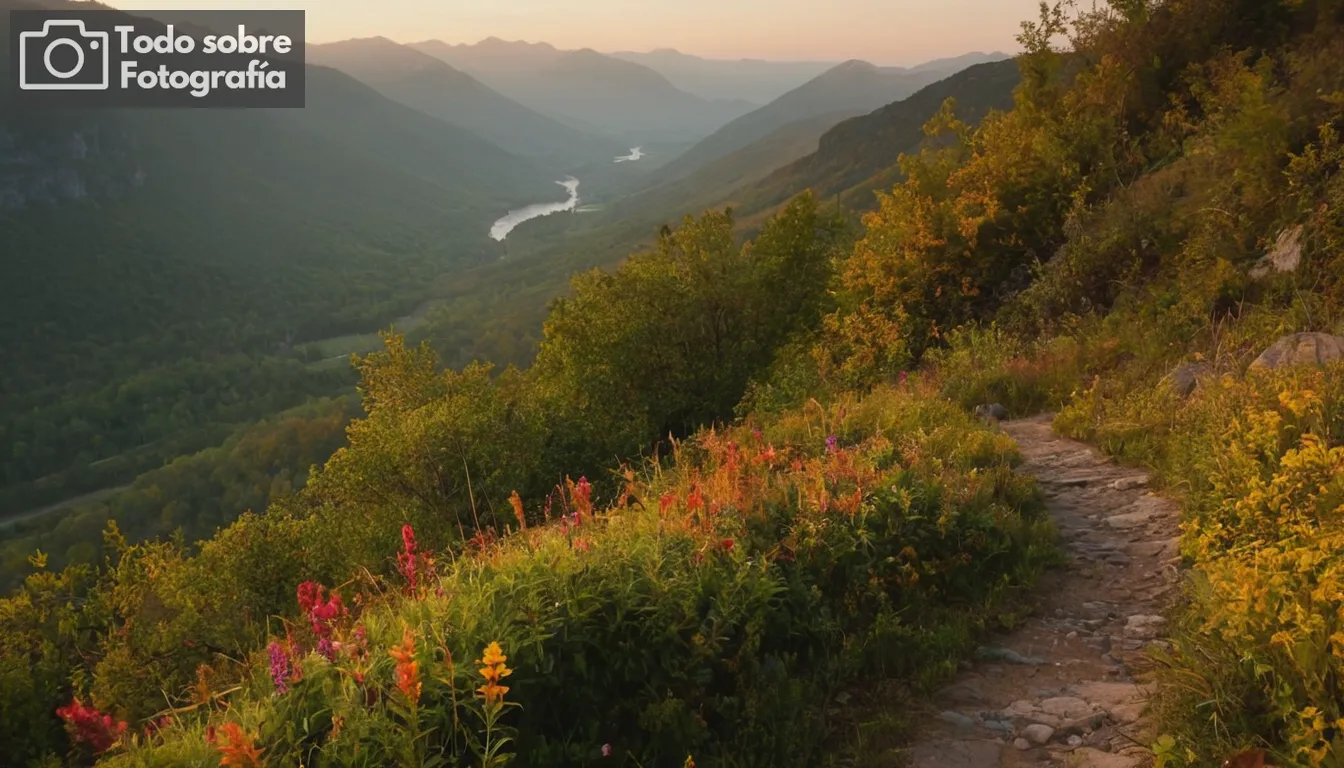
xmin=1021 ymin=723 xmax=1055 ymax=745
xmin=1069 ymin=681 xmax=1146 ymax=711
xmin=975 ymin=645 xmax=1047 ymax=665
xmin=1067 ymin=747 xmax=1142 ymax=768
xmin=1013 ymin=737 xmax=1032 ymax=751
xmin=939 ymin=710 xmax=976 ymax=729
xmin=1123 ymin=614 xmax=1167 ymax=639
xmin=1108 ymin=475 xmax=1148 ymax=491
xmin=1039 ymin=696 xmax=1095 ymax=720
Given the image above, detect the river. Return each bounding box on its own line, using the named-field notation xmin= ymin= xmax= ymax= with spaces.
xmin=490 ymin=178 xmax=580 ymax=241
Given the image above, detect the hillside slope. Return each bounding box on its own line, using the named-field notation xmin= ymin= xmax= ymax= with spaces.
xmin=308 ymin=37 xmax=621 ymax=171
xmin=741 ymin=58 xmax=1021 ymax=213
xmin=650 ymin=56 xmax=1007 ymax=185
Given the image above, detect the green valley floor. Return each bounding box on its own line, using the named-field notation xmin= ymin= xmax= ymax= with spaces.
xmin=904 ymin=415 xmax=1180 ymax=768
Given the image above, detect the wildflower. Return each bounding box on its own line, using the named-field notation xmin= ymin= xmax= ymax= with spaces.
xmin=215 ymin=722 xmax=264 ymax=767
xmin=267 ymin=641 xmax=291 ymax=694
xmin=55 ymin=698 xmax=127 ymax=754
xmin=684 ymin=756 xmax=696 ymax=768
xmin=398 ymin=524 xmax=419 ymax=591
xmin=389 ymin=625 xmax=422 ymax=704
xmin=309 ymin=590 xmax=345 ymax=638
xmin=898 ymin=370 xmax=908 ymax=385
xmin=477 ymin=640 xmax=513 ymax=705
xmin=825 ymin=435 xmax=838 ymax=454
xmin=296 ymin=580 xmax=321 ymax=614
xmin=509 ymin=490 xmax=527 ymax=530
xmin=317 ymin=637 xmax=337 ymax=662
xmin=721 ymin=538 xmax=735 ymax=552
xmin=571 ymin=476 xmax=593 ymax=517
xmin=573 ymin=538 xmax=591 ymax=553
xmin=686 ymin=486 xmax=704 ymax=512
xmin=602 ymin=743 xmax=613 ymax=757
xmin=659 ymin=492 xmax=676 ymax=516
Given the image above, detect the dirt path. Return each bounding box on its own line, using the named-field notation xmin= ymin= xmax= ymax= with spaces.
xmin=906 ymin=415 xmax=1181 ymax=768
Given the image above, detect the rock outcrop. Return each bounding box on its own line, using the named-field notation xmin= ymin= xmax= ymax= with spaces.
xmin=1249 ymin=332 xmax=1344 ymax=370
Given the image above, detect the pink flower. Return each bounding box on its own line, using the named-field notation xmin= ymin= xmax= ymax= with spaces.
xmin=602 ymin=743 xmax=613 ymax=757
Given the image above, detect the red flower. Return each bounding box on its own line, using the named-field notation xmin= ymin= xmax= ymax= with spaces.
xmin=296 ymin=581 xmax=321 ymax=614
xmin=56 ymin=698 xmax=127 ymax=754
xmin=721 ymin=539 xmax=735 ymax=552
xmin=296 ymin=581 xmax=346 ymax=638
xmin=398 ymin=524 xmax=419 ymax=591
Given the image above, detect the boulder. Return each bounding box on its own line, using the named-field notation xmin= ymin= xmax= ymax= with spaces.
xmin=1249 ymin=332 xmax=1344 ymax=370
xmin=1249 ymin=226 xmax=1303 ymax=278
xmin=974 ymin=403 xmax=1009 ymax=423
xmin=1165 ymin=361 xmax=1213 ymax=398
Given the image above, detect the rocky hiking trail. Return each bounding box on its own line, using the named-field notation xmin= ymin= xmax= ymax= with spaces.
xmin=907 ymin=415 xmax=1181 ymax=768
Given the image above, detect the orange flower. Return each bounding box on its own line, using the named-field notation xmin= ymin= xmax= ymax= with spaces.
xmin=477 ymin=641 xmax=513 ymax=704
xmin=389 ymin=626 xmax=422 ymax=704
xmin=215 ymin=722 xmax=264 ymax=767
xmin=509 ymin=490 xmax=526 ymax=530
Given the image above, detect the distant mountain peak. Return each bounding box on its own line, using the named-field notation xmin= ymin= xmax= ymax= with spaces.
xmin=832 ymin=59 xmax=878 ymax=73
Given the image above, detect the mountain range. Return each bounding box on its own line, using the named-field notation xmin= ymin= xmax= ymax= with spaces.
xmin=308 ymin=36 xmax=622 ymax=172
xmin=607 ymin=49 xmax=838 ymax=104
xmin=646 ymin=53 xmax=1011 ymax=186
xmin=410 ymin=38 xmax=756 ymax=144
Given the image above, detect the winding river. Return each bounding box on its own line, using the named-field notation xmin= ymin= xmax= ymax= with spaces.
xmin=490 ymin=178 xmax=580 ymax=241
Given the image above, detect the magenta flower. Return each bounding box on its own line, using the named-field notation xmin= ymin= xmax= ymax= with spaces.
xmin=317 ymin=637 xmax=336 ymax=663
xmin=268 ymin=641 xmax=291 ymax=694
xmin=825 ymin=435 xmax=838 ymax=454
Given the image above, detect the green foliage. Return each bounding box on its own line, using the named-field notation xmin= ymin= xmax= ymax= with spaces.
xmin=97 ymin=384 xmax=1050 ymax=767
xmin=537 ymin=194 xmax=848 ymax=445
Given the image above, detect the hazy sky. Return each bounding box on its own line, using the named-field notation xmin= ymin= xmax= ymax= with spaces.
xmin=109 ymin=0 xmax=1042 ymax=65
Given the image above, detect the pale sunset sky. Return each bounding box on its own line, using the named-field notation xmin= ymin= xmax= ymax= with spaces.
xmin=107 ymin=0 xmax=1044 ymax=65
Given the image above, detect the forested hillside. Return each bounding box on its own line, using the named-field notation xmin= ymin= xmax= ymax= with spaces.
xmin=7 ymin=1 xmax=1344 ymax=767
xmin=646 ymin=56 xmax=1004 ymax=186
xmin=739 ymin=57 xmax=1021 ymax=213
xmin=0 ymin=1 xmax=554 ymax=526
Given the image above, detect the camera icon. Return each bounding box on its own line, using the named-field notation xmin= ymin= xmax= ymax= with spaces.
xmin=18 ymin=19 xmax=110 ymax=91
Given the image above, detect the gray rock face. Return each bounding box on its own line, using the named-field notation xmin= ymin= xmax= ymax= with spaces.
xmin=1249 ymin=226 xmax=1303 ymax=278
xmin=1166 ymin=361 xmax=1213 ymax=398
xmin=1250 ymin=332 xmax=1344 ymax=370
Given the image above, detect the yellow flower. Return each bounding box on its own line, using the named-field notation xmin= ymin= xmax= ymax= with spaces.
xmin=477 ymin=641 xmax=513 ymax=705
xmin=481 ymin=641 xmax=507 ymax=667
